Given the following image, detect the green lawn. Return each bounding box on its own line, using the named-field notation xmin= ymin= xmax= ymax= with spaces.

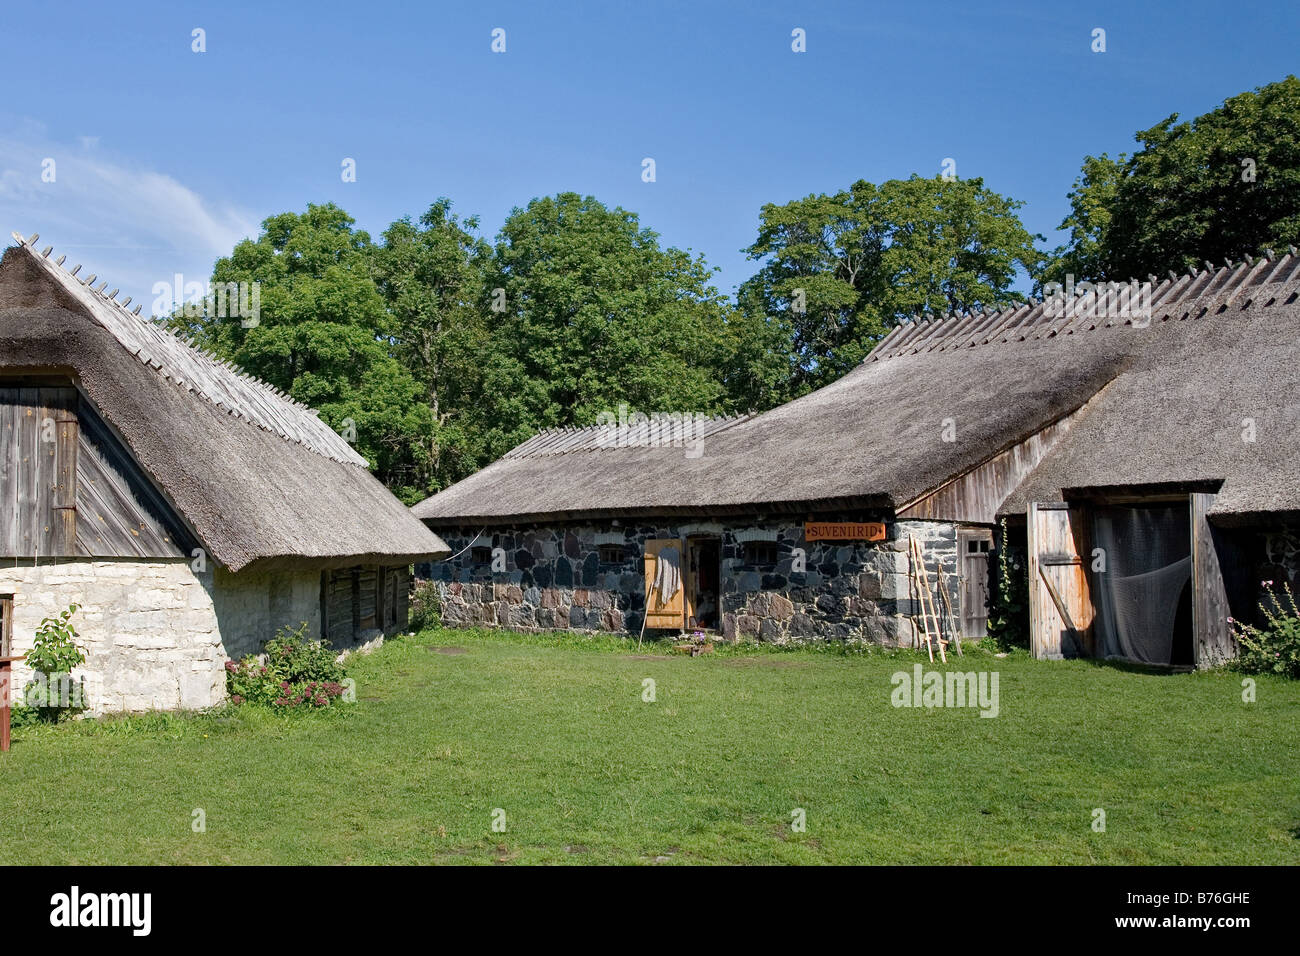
xmin=1 ymin=627 xmax=1296 ymax=865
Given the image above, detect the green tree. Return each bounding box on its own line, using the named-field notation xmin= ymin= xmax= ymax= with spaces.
xmin=486 ymin=192 xmax=753 ymax=437
xmin=1042 ymin=75 xmax=1300 ymax=283
xmin=1037 ymin=153 xmax=1126 ymax=290
xmin=372 ymin=200 xmax=493 ymax=491
xmin=740 ymin=175 xmax=1042 ymax=393
xmin=169 ymin=203 xmax=435 ymax=502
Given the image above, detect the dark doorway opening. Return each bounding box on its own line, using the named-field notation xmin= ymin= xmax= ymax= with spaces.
xmin=686 ymin=536 xmax=721 ymax=631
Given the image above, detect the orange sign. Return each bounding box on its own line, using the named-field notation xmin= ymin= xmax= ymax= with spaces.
xmin=804 ymin=522 xmax=886 ymax=543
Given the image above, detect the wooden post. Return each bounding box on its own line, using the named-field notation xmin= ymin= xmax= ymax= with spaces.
xmin=0 ymin=655 xmax=23 ymax=752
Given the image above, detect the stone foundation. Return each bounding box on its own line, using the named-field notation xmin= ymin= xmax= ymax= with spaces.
xmin=423 ymin=517 xmax=962 ymax=646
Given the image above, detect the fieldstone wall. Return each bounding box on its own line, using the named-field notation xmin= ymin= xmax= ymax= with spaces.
xmin=423 ymin=516 xmax=962 ymax=647
xmin=0 ymin=558 xmax=321 ymax=715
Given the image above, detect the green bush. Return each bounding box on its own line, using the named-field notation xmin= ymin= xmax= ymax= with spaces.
xmin=224 ymin=622 xmax=349 ymax=708
xmin=264 ymin=622 xmax=345 ymax=684
xmin=1230 ymin=582 xmax=1300 ymax=680
xmin=23 ymin=604 xmax=86 ymax=722
xmin=409 ymin=578 xmax=441 ymax=631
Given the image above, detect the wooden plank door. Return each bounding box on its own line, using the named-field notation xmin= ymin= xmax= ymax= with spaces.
xmin=643 ymin=538 xmax=685 ymax=630
xmin=0 ymin=386 xmax=78 ymax=557
xmin=1027 ymin=502 xmax=1095 ymax=659
xmin=958 ymin=528 xmax=993 ymax=639
xmin=1190 ymin=492 xmax=1234 ymax=668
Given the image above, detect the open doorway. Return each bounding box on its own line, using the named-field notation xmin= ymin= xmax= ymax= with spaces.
xmin=1089 ymin=501 xmax=1193 ymax=667
xmin=685 ymin=536 xmax=721 ymax=631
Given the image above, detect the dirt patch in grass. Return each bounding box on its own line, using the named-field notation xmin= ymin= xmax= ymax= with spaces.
xmin=721 ymin=657 xmax=808 ymax=668
xmin=429 ymin=646 xmax=468 ymax=655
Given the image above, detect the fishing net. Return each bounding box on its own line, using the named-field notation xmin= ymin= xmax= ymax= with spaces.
xmin=1090 ymin=503 xmax=1192 ymax=666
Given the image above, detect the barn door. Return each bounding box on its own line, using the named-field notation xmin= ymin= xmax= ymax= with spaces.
xmin=643 ymin=538 xmax=685 ymax=630
xmin=1190 ymin=492 xmax=1234 ymax=668
xmin=958 ymin=528 xmax=993 ymax=639
xmin=1027 ymin=502 xmax=1094 ymax=659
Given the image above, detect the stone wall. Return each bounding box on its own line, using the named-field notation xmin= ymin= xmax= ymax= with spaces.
xmin=0 ymin=558 xmax=322 ymax=715
xmin=423 ymin=516 xmax=962 ymax=647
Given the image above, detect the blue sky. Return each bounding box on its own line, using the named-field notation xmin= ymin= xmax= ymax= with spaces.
xmin=2 ymin=0 xmax=1297 ymax=312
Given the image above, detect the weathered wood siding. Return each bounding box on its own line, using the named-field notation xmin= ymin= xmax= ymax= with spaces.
xmin=1 ymin=386 xmax=190 ymax=558
xmin=324 ymin=568 xmax=354 ymax=646
xmin=322 ymin=564 xmax=412 ymax=644
xmin=898 ymin=412 xmax=1079 ymax=524
xmin=75 ymin=400 xmax=190 ymax=557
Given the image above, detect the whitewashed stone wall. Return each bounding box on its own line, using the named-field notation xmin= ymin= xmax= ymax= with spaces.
xmin=0 ymin=559 xmax=320 ymax=715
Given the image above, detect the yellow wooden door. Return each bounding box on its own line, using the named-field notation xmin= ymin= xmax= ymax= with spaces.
xmin=644 ymin=538 xmax=685 ymax=630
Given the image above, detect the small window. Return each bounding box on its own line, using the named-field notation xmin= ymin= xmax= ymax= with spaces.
xmin=743 ymin=541 xmax=778 ymax=566
xmin=598 ymin=544 xmax=625 ymax=564
xmin=470 ymin=546 xmax=494 ymax=566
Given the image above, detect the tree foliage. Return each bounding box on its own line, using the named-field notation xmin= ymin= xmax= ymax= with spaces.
xmin=739 ymin=175 xmax=1042 ymax=393
xmin=372 ymin=200 xmax=492 ymax=492
xmin=169 ymin=203 xmax=434 ymax=502
xmin=1041 ymin=75 xmax=1300 ymax=284
xmin=487 ymin=193 xmax=741 ymax=434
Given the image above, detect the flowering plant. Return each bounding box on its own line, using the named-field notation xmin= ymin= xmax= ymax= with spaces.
xmin=1229 ymin=581 xmax=1300 ymax=680
xmin=224 ymin=622 xmax=349 ymax=707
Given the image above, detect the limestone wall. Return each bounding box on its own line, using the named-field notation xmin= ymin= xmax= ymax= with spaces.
xmin=0 ymin=558 xmax=321 ymax=715
xmin=423 ymin=517 xmax=963 ymax=646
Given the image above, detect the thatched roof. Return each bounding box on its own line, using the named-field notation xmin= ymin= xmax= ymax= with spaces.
xmin=415 ymin=251 xmax=1300 ymax=528
xmin=0 ymin=234 xmax=449 ymax=570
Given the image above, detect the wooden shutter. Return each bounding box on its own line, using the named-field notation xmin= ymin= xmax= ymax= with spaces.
xmin=958 ymin=529 xmax=993 ymax=640
xmin=1027 ymin=502 xmax=1094 ymax=659
xmin=643 ymin=538 xmax=685 ymax=630
xmin=1 ymin=386 xmax=78 ymax=556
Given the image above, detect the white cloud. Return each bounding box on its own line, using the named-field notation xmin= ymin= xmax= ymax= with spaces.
xmin=0 ymin=125 xmax=257 ymax=313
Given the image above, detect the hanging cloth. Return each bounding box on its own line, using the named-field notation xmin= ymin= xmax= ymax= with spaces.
xmin=654 ymin=545 xmax=682 ymax=605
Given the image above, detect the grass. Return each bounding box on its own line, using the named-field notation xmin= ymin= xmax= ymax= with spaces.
xmin=0 ymin=626 xmax=1296 ymax=865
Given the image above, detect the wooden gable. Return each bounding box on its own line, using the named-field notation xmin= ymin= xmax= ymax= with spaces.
xmin=0 ymin=384 xmax=194 ymax=559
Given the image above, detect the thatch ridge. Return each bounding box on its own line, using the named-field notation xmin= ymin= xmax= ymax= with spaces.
xmin=871 ymin=251 xmax=1300 ymax=362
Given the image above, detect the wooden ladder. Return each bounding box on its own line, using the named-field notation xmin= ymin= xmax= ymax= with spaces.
xmin=909 ymin=536 xmax=946 ymax=663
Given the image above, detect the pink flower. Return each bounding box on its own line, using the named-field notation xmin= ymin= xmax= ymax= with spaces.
xmin=231 ymin=694 xmax=244 ymax=705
